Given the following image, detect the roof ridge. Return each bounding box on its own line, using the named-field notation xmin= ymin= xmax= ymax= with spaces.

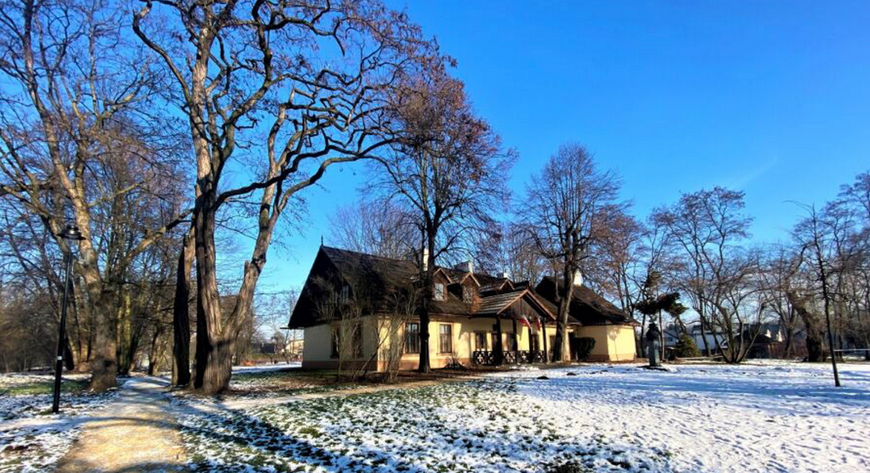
xmin=322 ymin=245 xmax=507 ymax=282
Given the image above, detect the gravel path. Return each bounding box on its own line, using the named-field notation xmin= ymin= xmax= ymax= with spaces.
xmin=55 ymin=377 xmax=187 ymax=472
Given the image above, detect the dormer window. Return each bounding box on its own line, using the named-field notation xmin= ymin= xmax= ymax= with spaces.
xmin=434 ymin=283 xmax=445 ymax=301
xmin=463 ymin=286 xmax=473 ymax=304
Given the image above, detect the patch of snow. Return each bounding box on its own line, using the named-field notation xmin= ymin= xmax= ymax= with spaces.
xmin=492 ymin=362 xmax=870 ymax=472
xmin=231 ymin=361 xmax=301 ymax=374
xmin=0 ymin=373 xmax=119 ymax=472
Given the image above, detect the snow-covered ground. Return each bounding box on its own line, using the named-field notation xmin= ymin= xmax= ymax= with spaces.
xmin=177 ymin=361 xmax=870 ymax=472
xmin=3 ymin=362 xmax=867 ymax=472
xmin=0 ymin=373 xmax=118 ymax=472
xmin=493 ymin=361 xmax=870 ymax=472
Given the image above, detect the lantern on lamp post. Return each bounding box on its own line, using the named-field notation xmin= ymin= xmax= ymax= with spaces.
xmin=52 ymin=224 xmax=84 ymax=414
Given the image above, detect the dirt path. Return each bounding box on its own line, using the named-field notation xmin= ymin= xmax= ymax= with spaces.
xmin=55 ymin=377 xmax=187 ymax=472
xmin=51 ymin=373 xmax=481 ymax=471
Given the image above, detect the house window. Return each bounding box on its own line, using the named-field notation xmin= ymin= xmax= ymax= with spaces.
xmin=463 ymin=286 xmax=473 ymax=303
xmin=404 ymin=323 xmax=420 ymax=354
xmin=434 ymin=283 xmax=445 ymax=301
xmin=439 ymin=324 xmax=453 ymax=354
xmin=340 ymin=284 xmax=350 ymax=304
xmin=474 ymin=332 xmax=488 ymax=351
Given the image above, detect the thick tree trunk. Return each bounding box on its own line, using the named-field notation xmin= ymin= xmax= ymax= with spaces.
xmin=88 ymin=293 xmax=118 ymax=391
xmin=147 ymin=327 xmax=162 ymax=376
xmin=116 ymin=290 xmax=135 ymax=375
xmin=172 ymin=232 xmax=193 ymax=386
xmin=637 ymin=313 xmax=647 ymax=358
xmin=418 ymin=242 xmax=435 ymax=373
xmin=198 ymin=336 xmax=235 ymax=393
xmin=787 ymin=291 xmax=825 ymax=362
xmin=192 ymin=191 xmax=229 ymax=394
xmin=552 ymin=268 xmax=576 ymax=362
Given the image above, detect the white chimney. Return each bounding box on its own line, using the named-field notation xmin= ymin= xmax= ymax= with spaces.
xmin=421 ymin=247 xmax=429 ymax=272
xmin=455 ymin=260 xmax=473 ymax=273
xmin=500 ymin=270 xmax=509 ymax=279
xmin=573 ymin=269 xmax=583 ymax=287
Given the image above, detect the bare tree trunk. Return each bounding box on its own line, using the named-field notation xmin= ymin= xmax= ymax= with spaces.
xmin=698 ymin=308 xmax=711 ymax=356
xmin=172 ymin=232 xmax=193 ymax=386
xmin=418 ymin=241 xmax=435 ymax=373
xmin=192 ymin=190 xmax=230 ymax=394
xmin=88 ymin=292 xmax=118 ymax=391
xmin=116 ymin=289 xmax=135 ymax=375
xmin=147 ymin=327 xmax=162 ymax=376
xmin=637 ymin=313 xmax=647 ymax=358
xmin=553 ymin=268 xmax=576 ymax=362
xmin=788 ymin=291 xmax=825 ymax=362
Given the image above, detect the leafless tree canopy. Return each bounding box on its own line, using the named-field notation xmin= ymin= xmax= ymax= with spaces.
xmin=522 ymin=143 xmax=622 ymax=361
xmin=328 ymin=200 xmax=417 ymax=260
xmin=368 ymin=67 xmax=513 ymax=372
xmin=0 ymin=0 xmax=190 ymax=385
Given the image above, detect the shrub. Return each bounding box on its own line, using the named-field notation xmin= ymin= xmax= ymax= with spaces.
xmin=673 ymin=332 xmax=700 ymax=358
xmin=575 ymin=337 xmax=596 ymax=360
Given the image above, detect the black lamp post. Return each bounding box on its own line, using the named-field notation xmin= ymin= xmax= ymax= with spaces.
xmin=52 ymin=224 xmax=84 ymax=414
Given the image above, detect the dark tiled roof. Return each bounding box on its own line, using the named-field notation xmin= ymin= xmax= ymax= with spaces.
xmin=476 ymin=289 xmax=527 ymax=316
xmin=536 ymin=276 xmax=638 ymax=326
xmin=321 ymin=246 xmax=418 ymax=295
xmin=289 ymin=246 xmax=634 ymax=328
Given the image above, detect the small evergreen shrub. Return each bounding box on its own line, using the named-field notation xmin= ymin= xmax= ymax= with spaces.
xmin=673 ymin=332 xmax=700 ymax=358
xmin=575 ymin=337 xmax=596 ymax=360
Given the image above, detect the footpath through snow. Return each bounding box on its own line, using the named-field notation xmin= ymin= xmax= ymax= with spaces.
xmin=54 ymin=376 xmax=186 ymax=472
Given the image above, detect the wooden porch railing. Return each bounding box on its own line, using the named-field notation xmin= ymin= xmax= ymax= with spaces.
xmin=472 ymin=350 xmax=546 ymax=366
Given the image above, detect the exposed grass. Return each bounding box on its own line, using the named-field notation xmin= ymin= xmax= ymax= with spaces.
xmin=178 ymin=378 xmax=669 ymax=472
xmin=2 ymin=378 xmax=89 ymax=396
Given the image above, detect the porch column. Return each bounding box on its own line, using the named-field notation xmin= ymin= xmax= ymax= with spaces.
xmin=494 ymin=316 xmax=504 ymax=365
xmin=511 ymin=317 xmax=519 ymax=362
xmin=542 ymin=320 xmax=549 ymax=363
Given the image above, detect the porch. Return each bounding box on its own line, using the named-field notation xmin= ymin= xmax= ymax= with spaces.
xmin=472 ymin=349 xmax=547 ymax=365
xmin=471 ymin=287 xmax=559 ymax=366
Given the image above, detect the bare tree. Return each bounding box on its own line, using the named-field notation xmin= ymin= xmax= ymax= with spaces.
xmin=585 ymin=209 xmax=646 ymax=342
xmin=653 ymin=187 xmax=752 ymax=358
xmin=328 ymin=200 xmax=417 ymax=259
xmin=0 ymin=0 xmax=191 ymax=390
xmin=757 ymin=245 xmax=807 ymax=358
xmin=522 ymin=143 xmax=621 ymax=362
xmin=133 ymin=0 xmax=441 ymax=393
xmin=371 ymin=69 xmax=512 ymax=372
xmin=474 ymin=222 xmax=548 ymax=284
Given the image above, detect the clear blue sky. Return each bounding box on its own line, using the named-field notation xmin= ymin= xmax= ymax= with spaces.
xmin=254 ymin=0 xmax=870 ymax=294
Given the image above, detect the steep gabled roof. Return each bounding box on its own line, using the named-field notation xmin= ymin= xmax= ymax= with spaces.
xmin=536 ymin=276 xmax=638 ymax=326
xmin=288 ymin=246 xmax=636 ymax=329
xmin=321 ymin=246 xmax=419 ymax=291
